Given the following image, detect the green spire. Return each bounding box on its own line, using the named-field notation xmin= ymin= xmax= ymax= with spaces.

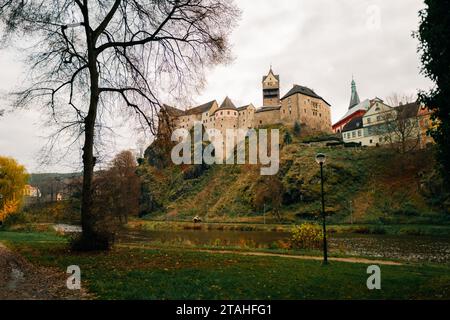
xmin=349 ymin=76 xmax=360 ymax=109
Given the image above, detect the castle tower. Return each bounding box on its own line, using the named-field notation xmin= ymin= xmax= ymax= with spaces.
xmin=349 ymin=76 xmax=360 ymax=109
xmin=262 ymin=67 xmax=280 ymax=107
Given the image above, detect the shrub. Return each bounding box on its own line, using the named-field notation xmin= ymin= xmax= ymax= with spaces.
xmin=293 ymin=121 xmax=301 ymax=137
xmin=291 ymin=223 xmax=323 ymax=249
xmin=283 ymin=131 xmax=293 ymax=145
xmin=398 ymin=227 xmax=425 ymax=236
xmin=350 ymin=226 xmax=371 ymax=234
xmin=369 ymin=226 xmax=386 ymax=235
xmin=394 ymin=202 xmax=420 ymax=216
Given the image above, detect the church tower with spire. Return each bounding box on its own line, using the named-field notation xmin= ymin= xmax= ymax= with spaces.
xmin=349 ymin=77 xmax=361 ymax=109
xmin=262 ymin=67 xmax=280 ymax=107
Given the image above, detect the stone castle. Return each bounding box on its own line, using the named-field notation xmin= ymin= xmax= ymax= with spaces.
xmin=160 ymin=68 xmax=332 ymax=136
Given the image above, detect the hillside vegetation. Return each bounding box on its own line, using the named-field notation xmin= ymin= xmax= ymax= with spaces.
xmin=138 ymin=126 xmax=449 ymax=225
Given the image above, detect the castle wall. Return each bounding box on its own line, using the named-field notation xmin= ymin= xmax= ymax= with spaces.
xmin=238 ymin=106 xmax=256 ymax=129
xmin=215 ymin=109 xmax=239 ymax=137
xmin=254 ymin=109 xmax=281 ymax=128
xmin=280 ymin=94 xmax=332 ymax=133
xmin=177 ymin=114 xmax=201 ymax=130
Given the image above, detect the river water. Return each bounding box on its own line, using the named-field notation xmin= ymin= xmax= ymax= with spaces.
xmin=118 ymin=229 xmax=450 ymax=264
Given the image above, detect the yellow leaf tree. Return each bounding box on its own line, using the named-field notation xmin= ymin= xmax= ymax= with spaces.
xmin=0 ymin=156 xmax=29 ymax=222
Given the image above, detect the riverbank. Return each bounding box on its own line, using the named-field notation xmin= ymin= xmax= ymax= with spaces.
xmin=3 ymin=220 xmax=450 ymax=263
xmin=128 ymin=219 xmax=450 ymax=237
xmin=1 ymin=231 xmax=449 ymax=300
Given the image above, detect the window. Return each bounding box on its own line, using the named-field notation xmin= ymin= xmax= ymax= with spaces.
xmin=227 ymin=111 xmax=230 ymax=115
xmin=370 ymin=139 xmax=373 ymax=144
xmin=352 ymin=132 xmax=356 ymax=138
xmin=379 ymin=137 xmax=383 ymax=143
xmin=220 ymin=111 xmax=223 ymax=115
xmin=260 ymin=120 xmax=262 ymax=124
xmin=367 ymin=118 xmax=371 ymax=124
xmin=376 ymin=116 xmax=381 ymax=121
xmin=304 ymin=109 xmax=306 ymax=113
xmin=358 ymin=130 xmax=362 ymax=137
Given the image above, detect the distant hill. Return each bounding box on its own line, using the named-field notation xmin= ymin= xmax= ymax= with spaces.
xmin=137 ymin=126 xmax=450 ymax=225
xmin=29 ymin=172 xmax=82 ymax=185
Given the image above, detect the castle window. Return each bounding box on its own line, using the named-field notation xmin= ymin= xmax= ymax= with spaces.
xmin=260 ymin=120 xmax=262 ymax=124
xmin=221 ymin=112 xmax=223 ymax=115
xmin=227 ymin=111 xmax=230 ymax=115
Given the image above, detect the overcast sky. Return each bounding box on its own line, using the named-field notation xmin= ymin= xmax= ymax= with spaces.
xmin=0 ymin=0 xmax=432 ymax=173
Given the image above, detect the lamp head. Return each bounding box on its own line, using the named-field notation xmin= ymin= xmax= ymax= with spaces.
xmin=315 ymin=153 xmax=326 ymax=165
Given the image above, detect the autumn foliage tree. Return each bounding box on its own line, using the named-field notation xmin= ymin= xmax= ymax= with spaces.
xmin=95 ymin=151 xmax=140 ymax=223
xmin=74 ymin=150 xmax=141 ymax=248
xmin=253 ymin=176 xmax=284 ymax=222
xmin=0 ymin=156 xmax=29 ymax=223
xmin=0 ymin=0 xmax=239 ymax=250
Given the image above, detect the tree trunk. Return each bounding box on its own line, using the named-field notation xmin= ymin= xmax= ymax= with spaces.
xmin=78 ymin=17 xmax=104 ymax=250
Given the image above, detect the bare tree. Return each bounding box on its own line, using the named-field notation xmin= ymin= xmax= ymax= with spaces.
xmin=386 ymin=93 xmax=416 ymax=109
xmin=383 ymin=94 xmax=420 ymax=154
xmin=0 ymin=0 xmax=239 ymax=249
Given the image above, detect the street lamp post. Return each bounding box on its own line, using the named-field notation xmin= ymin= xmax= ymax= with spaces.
xmin=315 ymin=153 xmax=328 ymax=265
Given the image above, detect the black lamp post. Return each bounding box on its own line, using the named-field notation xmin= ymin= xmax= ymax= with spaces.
xmin=315 ymin=153 xmax=328 ymax=265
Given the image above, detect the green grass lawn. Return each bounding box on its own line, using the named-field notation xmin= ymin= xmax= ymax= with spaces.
xmin=1 ymin=231 xmax=450 ymax=300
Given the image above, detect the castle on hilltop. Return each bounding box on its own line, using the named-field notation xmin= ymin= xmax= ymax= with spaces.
xmin=160 ymin=68 xmax=332 ymax=136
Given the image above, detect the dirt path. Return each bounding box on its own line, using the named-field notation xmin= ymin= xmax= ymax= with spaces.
xmin=119 ymin=244 xmax=403 ymax=266
xmin=0 ymin=243 xmax=90 ymax=300
xmin=201 ymin=249 xmax=403 ymax=265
